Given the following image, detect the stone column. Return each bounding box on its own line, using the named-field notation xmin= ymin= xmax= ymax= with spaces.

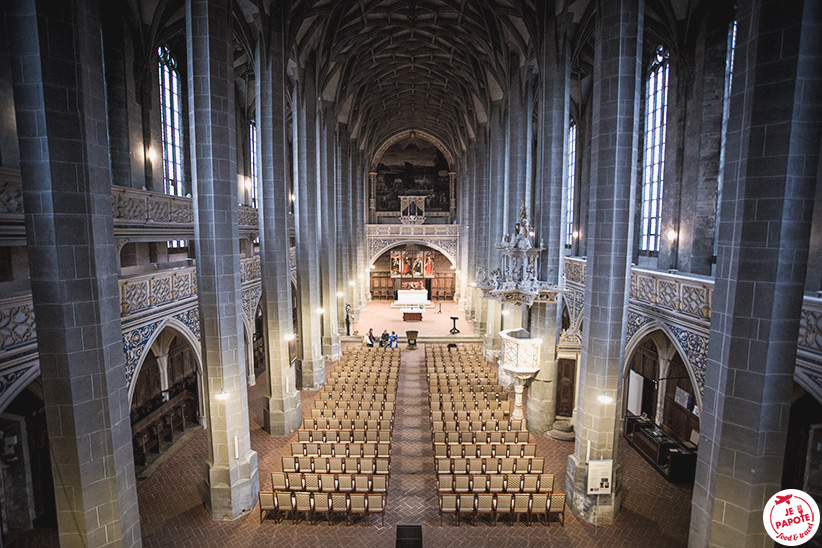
xmin=483 ymin=104 xmax=506 ymax=359
xmin=186 ymin=0 xmax=259 ymax=520
xmin=255 ymin=12 xmax=301 ymax=436
xmin=336 ymin=128 xmax=351 ymax=334
xmin=319 ymin=107 xmax=341 ymax=360
xmin=360 ymin=159 xmax=371 ymax=306
xmin=5 ymin=1 xmax=141 ymax=544
xmin=345 ymin=138 xmax=362 ymax=321
xmin=292 ymin=62 xmax=325 ymax=389
xmin=528 ymin=8 xmax=571 ymax=436
xmin=566 ymin=0 xmax=643 ymax=525
xmin=689 ymin=0 xmax=822 ymax=545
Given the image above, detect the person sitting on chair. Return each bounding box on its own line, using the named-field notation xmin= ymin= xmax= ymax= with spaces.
xmin=366 ymin=328 xmax=376 ymax=347
xmin=389 ymin=331 xmax=398 ymax=348
xmin=380 ymin=330 xmax=390 ymax=348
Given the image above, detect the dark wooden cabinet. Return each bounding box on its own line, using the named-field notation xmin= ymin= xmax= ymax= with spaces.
xmin=624 ymin=416 xmax=697 ymax=483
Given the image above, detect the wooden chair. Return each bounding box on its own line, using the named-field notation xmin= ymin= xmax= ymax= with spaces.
xmin=522 ymin=474 xmax=539 ymax=493
xmin=337 ymin=474 xmax=354 ymax=493
xmin=366 ymin=494 xmax=386 ymax=526
xmin=330 ymin=493 xmax=348 ymax=525
xmin=495 ymin=493 xmax=513 ymax=526
xmin=371 ymin=475 xmax=388 ymax=494
xmin=538 ymin=474 xmax=554 ymax=495
xmin=530 ymin=457 xmax=544 ymax=474
xmin=287 ymin=473 xmax=303 ymax=492
xmin=475 ymin=493 xmax=495 ymax=526
xmin=354 ymin=474 xmax=371 ymax=493
xmin=275 ymin=491 xmax=294 ymax=523
xmin=348 ymin=493 xmax=367 ymax=525
xmin=530 ymin=493 xmax=549 ymax=526
xmin=271 ymin=472 xmax=288 ymax=491
xmin=438 ymin=474 xmax=453 ymax=493
xmin=259 ymin=491 xmax=275 ymax=522
xmin=458 ymin=493 xmax=475 ymax=526
xmin=282 ymin=456 xmax=297 ymax=473
xmin=320 ymin=473 xmax=336 ymax=492
xmin=454 ymin=475 xmax=471 ymax=493
xmin=513 ymin=493 xmax=531 ymax=525
xmin=548 ymin=493 xmax=566 ymax=526
xmin=439 ymin=494 xmax=458 ymax=526
xmin=294 ymin=491 xmax=313 ymax=524
xmin=312 ymin=492 xmax=331 ymax=525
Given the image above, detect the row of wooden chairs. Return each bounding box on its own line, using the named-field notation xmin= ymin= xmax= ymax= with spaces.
xmin=432 ymin=419 xmax=524 ymax=433
xmin=434 ymin=443 xmax=536 ymax=459
xmin=298 ymin=429 xmax=391 ymax=443
xmin=302 ymin=418 xmax=393 ymax=431
xmin=438 ymin=473 xmax=554 ymax=494
xmin=310 ymin=409 xmax=392 ymax=421
xmin=282 ymin=456 xmax=390 ymax=475
xmin=433 ymin=425 xmax=522 ymax=441
xmin=260 ymin=491 xmax=386 ymax=526
xmin=291 ymin=441 xmax=390 ymax=458
xmin=430 ymin=391 xmax=507 ymax=402
xmin=436 ymin=456 xmax=544 ymax=475
xmin=317 ymin=392 xmax=396 ymax=402
xmin=322 ymin=383 xmax=397 ymax=394
xmin=438 ymin=493 xmax=566 ymax=526
xmin=272 ymin=472 xmax=389 ymax=494
xmin=314 ymin=399 xmax=395 ymax=412
xmin=432 ymin=409 xmax=508 ymax=422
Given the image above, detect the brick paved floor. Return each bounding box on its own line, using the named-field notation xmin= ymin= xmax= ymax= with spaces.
xmin=10 ymin=344 xmax=694 ymax=547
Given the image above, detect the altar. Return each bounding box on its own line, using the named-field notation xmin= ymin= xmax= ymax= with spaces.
xmin=397 ymin=289 xmax=428 ymax=305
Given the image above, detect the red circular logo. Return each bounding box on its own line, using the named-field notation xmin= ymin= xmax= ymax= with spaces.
xmin=763 ymin=489 xmax=819 ymax=545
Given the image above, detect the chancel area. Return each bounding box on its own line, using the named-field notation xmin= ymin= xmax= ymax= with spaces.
xmin=0 ymin=0 xmax=820 ymax=547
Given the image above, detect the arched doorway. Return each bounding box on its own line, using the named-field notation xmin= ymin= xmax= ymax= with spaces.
xmin=0 ymin=379 xmax=55 ymax=542
xmin=622 ymin=331 xmax=700 ymax=483
xmin=129 ymin=329 xmax=201 ymax=475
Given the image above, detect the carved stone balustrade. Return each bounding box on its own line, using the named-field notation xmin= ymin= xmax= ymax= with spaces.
xmin=629 ymin=268 xmax=713 ymax=321
xmin=366 ymin=223 xmax=458 ymax=265
xmin=0 ymin=294 xmax=36 ymax=353
xmin=118 ymin=267 xmax=198 ymax=315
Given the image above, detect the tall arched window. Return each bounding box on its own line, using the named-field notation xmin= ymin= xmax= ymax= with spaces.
xmin=640 ymin=46 xmax=670 ymax=253
xmin=158 ymin=46 xmax=184 ymax=198
xmin=565 ymin=122 xmax=577 ymax=248
xmin=249 ymin=120 xmax=258 ymax=208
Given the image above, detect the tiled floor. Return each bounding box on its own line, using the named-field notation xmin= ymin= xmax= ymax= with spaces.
xmin=10 ymin=344 xmax=694 ymax=547
xmin=352 ymin=301 xmax=476 ymax=339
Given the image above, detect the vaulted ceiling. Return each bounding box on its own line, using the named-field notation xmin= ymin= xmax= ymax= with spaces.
xmin=287 ymin=0 xmax=540 ymax=163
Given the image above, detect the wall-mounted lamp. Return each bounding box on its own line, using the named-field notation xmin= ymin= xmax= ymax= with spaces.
xmin=369 ymin=265 xmax=376 ymax=270
xmin=316 ymin=308 xmax=324 ymax=314
xmin=572 ymin=231 xmax=579 ymax=239
xmin=597 ymin=394 xmax=614 ymax=405
xmin=290 ymin=193 xmax=295 ymax=202
xmin=336 ymin=291 xmax=344 ymax=298
xmin=349 ymin=281 xmax=355 ymax=287
xmin=667 ymin=229 xmax=678 ymax=242
xmin=215 ymin=390 xmax=229 ymax=401
xmin=147 ymin=147 xmax=157 ymax=164
xmin=501 ymin=309 xmax=511 ymax=316
xmin=284 ymin=333 xmax=295 ymax=341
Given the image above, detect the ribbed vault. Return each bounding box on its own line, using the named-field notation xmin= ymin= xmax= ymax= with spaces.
xmin=289 ymin=0 xmax=538 ymax=163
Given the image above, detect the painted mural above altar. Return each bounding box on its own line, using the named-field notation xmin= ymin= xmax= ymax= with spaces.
xmin=375 ymin=136 xmax=451 ymax=212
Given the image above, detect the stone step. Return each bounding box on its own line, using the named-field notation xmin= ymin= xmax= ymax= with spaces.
xmin=546 ymin=428 xmax=576 ymax=442
xmin=553 ymin=419 xmax=575 ymax=432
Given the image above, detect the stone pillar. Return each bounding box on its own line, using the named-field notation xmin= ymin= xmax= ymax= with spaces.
xmin=345 ymin=138 xmax=362 ymax=322
xmin=503 ymin=55 xmax=530 ymax=228
xmin=255 ymin=13 xmax=301 ymax=436
xmin=186 ymin=0 xmax=259 ymax=520
xmin=319 ymin=107 xmax=341 ymax=361
xmin=689 ymin=0 xmax=822 ymax=545
xmin=155 ymin=353 xmax=171 ymax=402
xmin=5 ymin=1 xmax=142 ymax=544
xmin=360 ymin=160 xmax=371 ymax=306
xmin=292 ymin=61 xmax=325 ymax=389
xmin=483 ymin=104 xmax=506 ymax=359
xmin=368 ymin=171 xmax=377 ymax=224
xmin=529 ymin=8 xmax=571 ymax=435
xmin=336 ymin=127 xmax=351 ymax=333
xmin=566 ymin=0 xmax=643 ymax=525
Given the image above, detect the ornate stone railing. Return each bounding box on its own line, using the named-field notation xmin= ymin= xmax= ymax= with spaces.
xmin=799 ymin=297 xmax=822 ymax=355
xmin=630 ymin=268 xmax=713 ymax=321
xmin=0 ymin=294 xmax=36 ymax=353
xmin=0 ymin=168 xmax=23 ymax=217
xmin=366 ymin=223 xmax=459 ymax=264
xmin=118 ymin=267 xmax=198 ymax=315
xmin=111 ymin=186 xmax=258 ymax=231
xmin=240 ymin=255 xmax=261 ymax=283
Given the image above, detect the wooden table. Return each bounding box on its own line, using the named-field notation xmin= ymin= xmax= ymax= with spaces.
xmin=402 ymin=311 xmax=423 ymax=321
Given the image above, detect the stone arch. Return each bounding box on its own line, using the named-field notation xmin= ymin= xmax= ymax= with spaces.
xmin=0 ymin=362 xmax=41 ymax=416
xmin=368 ymin=240 xmax=456 ymax=267
xmin=623 ymin=321 xmax=703 ymax=414
xmin=128 ymin=318 xmax=204 ymax=421
xmin=370 ymin=129 xmax=455 ymax=171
